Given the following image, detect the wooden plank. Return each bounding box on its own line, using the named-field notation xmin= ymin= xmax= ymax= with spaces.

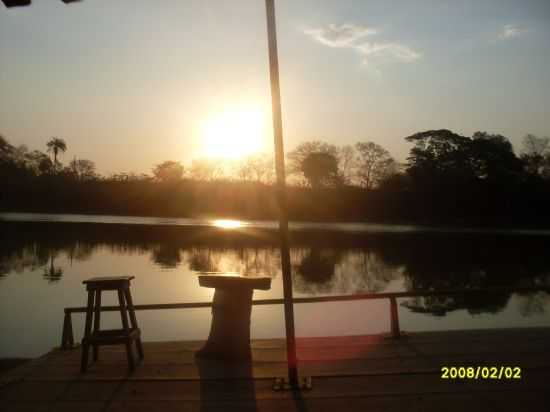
xmin=103 ymin=372 xmax=549 ymax=401
xmin=101 ymin=392 xmax=550 ymax=412
xmin=0 ymin=402 xmax=105 ymax=412
xmin=59 ymin=328 xmax=550 ymax=352
xmin=2 ymin=328 xmax=549 ymax=412
xmin=0 ymin=381 xmax=69 ymax=401
xmin=471 ymin=390 xmax=550 ymax=411
xmin=45 ymin=345 xmax=418 ymax=365
xmin=3 ymin=392 xmax=549 ymax=412
xmin=0 ymin=402 xmax=51 ymax=412
xmin=59 ymin=381 xmax=121 ymax=401
xmin=7 ymin=329 xmax=550 ymax=376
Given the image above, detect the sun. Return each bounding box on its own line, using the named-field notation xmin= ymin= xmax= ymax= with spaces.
xmin=212 ymin=219 xmax=245 ymax=229
xmin=200 ymin=104 xmax=268 ymax=160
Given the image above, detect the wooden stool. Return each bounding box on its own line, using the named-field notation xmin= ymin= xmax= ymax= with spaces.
xmin=80 ymin=276 xmax=143 ymax=373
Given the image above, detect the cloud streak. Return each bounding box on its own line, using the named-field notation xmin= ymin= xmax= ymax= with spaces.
xmin=303 ymin=24 xmax=378 ymax=48
xmin=356 ymin=43 xmax=420 ymax=64
xmin=499 ymin=24 xmax=527 ymax=39
xmin=303 ymin=23 xmax=420 ymax=66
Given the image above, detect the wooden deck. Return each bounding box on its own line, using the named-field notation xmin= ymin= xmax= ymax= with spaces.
xmin=1 ymin=328 xmax=549 ymax=411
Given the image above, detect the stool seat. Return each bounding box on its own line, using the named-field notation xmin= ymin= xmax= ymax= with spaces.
xmin=83 ymin=276 xmax=135 ymax=290
xmin=80 ymin=275 xmax=143 ymax=373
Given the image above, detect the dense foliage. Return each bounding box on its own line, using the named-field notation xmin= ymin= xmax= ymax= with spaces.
xmin=2 ymin=130 xmax=550 ymax=225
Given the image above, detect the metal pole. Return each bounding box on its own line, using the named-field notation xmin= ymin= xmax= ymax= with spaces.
xmin=265 ymin=0 xmax=299 ymax=386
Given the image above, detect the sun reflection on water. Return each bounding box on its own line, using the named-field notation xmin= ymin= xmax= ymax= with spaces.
xmin=212 ymin=219 xmax=245 ymax=229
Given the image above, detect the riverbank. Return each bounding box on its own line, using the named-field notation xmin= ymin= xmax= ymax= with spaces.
xmin=3 ymin=174 xmax=550 ymax=228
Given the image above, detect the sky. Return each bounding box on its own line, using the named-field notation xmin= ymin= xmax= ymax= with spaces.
xmin=1 ymin=0 xmax=549 ymax=175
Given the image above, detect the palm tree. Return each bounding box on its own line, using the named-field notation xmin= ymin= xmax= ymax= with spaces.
xmin=46 ymin=137 xmax=67 ymax=170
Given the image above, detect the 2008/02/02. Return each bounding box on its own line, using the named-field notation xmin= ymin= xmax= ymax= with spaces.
xmin=441 ymin=366 xmax=521 ymax=379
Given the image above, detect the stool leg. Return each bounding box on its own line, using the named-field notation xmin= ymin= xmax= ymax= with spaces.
xmin=124 ymin=288 xmax=144 ymax=360
xmin=92 ymin=289 xmax=102 ymax=362
xmin=81 ymin=289 xmax=95 ymax=373
xmin=118 ymin=289 xmax=135 ymax=371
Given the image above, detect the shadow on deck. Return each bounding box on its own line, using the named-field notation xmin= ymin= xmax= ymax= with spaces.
xmin=1 ymin=328 xmax=550 ymax=411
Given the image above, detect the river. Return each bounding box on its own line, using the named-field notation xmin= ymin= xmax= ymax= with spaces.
xmin=1 ymin=213 xmax=549 ymax=358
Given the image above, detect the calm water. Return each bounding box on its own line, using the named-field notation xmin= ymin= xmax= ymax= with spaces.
xmin=1 ymin=213 xmax=549 ymax=358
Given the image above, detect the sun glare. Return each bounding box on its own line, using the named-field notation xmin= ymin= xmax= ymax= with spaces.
xmin=212 ymin=219 xmax=245 ymax=229
xmin=201 ymin=105 xmax=268 ymax=160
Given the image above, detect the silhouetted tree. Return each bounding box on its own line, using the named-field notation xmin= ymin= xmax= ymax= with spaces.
xmin=355 ymin=142 xmax=396 ymax=190
xmin=19 ymin=148 xmax=52 ymax=176
xmin=109 ymin=172 xmax=151 ymax=182
xmin=0 ymin=135 xmax=15 ymax=161
xmin=406 ymin=129 xmax=524 ymax=185
xmin=406 ymin=129 xmax=472 ymax=183
xmin=235 ymin=154 xmax=274 ymax=183
xmin=301 ymin=152 xmax=340 ymax=188
xmin=235 ymin=158 xmax=254 ymax=181
xmin=69 ymin=158 xmax=98 ymax=181
xmin=152 ymin=160 xmax=184 ymax=182
xmin=189 ymin=159 xmax=224 ymax=181
xmin=12 ymin=144 xmax=30 ymax=167
xmin=469 ymin=132 xmax=524 ymax=181
xmin=287 ymin=141 xmax=338 ymax=184
xmin=46 ymin=137 xmax=67 ymax=171
xmin=248 ymin=153 xmax=274 ymax=183
xmin=34 ymin=152 xmax=54 ymax=175
xmin=336 ymin=145 xmax=357 ymax=184
xmin=521 ymin=134 xmax=550 ymax=177
xmin=0 ymin=136 xmax=24 ymax=180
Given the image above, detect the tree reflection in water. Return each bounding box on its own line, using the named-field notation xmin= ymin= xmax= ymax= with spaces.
xmin=186 ymin=247 xmax=279 ymax=277
xmin=0 ymin=222 xmax=549 ymax=316
xmin=43 ymin=253 xmax=63 ymax=283
xmin=292 ymin=248 xmax=403 ymax=295
xmin=152 ymin=244 xmax=182 ymax=269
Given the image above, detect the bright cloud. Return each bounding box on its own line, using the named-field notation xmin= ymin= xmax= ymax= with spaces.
xmin=499 ymin=24 xmax=527 ymax=39
xmin=356 ymin=43 xmax=421 ymax=64
xmin=303 ymin=23 xmax=378 ymax=48
xmin=303 ymin=23 xmax=420 ymax=66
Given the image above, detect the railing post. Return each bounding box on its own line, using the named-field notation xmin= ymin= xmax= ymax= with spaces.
xmin=61 ymin=310 xmax=74 ymax=350
xmin=390 ymin=297 xmax=401 ymax=339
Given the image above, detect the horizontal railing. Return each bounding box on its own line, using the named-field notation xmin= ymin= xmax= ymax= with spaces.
xmin=61 ymin=286 xmax=550 ymax=350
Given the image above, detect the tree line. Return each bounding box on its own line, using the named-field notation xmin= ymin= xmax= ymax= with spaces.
xmin=1 ymin=130 xmax=550 ymax=225
xmin=0 ymin=134 xmax=398 ymax=187
xmin=142 ymin=140 xmax=398 ymax=189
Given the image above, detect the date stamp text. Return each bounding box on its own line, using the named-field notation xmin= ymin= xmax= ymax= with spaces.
xmin=441 ymin=366 xmax=521 ymax=380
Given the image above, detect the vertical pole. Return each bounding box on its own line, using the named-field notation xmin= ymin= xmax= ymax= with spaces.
xmin=265 ymin=0 xmax=299 ymax=386
xmin=390 ymin=297 xmax=401 ymax=339
xmin=61 ymin=311 xmax=70 ymax=350
xmin=67 ymin=312 xmax=74 ymax=348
